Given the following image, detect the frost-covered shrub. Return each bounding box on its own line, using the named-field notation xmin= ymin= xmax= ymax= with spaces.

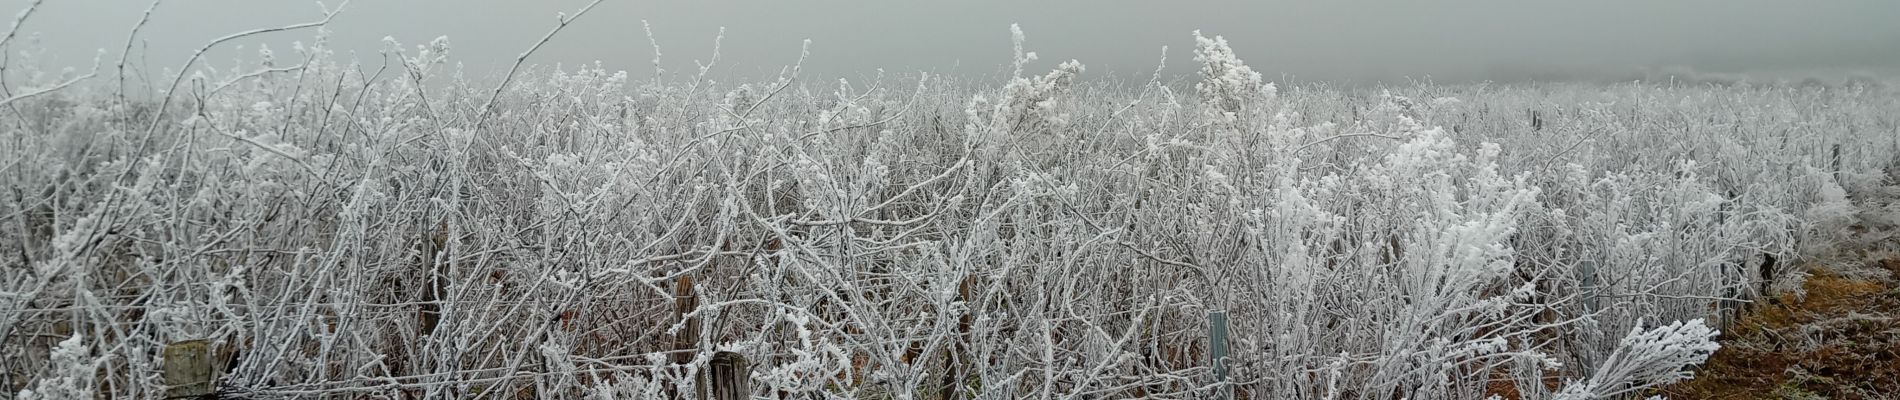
xmin=1554 ymin=319 xmax=1720 ymax=400
xmin=1193 ymin=30 xmax=1274 ymax=118
xmin=15 ymin=335 xmax=102 ymax=400
xmin=964 ymin=25 xmax=1086 ymax=162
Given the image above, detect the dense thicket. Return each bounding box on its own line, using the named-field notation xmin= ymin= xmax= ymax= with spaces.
xmin=3 ymin=16 xmax=1897 ymax=399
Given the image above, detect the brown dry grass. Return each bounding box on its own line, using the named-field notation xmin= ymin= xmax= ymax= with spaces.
xmin=1662 ymin=259 xmax=1900 ymax=400
xmin=1483 ymin=371 xmax=1562 ymax=400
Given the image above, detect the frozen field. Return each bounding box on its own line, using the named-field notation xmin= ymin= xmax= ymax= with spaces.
xmin=3 ymin=3 xmax=1899 ymax=399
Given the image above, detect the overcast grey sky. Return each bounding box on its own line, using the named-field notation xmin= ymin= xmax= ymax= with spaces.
xmin=7 ymin=0 xmax=1899 ymax=83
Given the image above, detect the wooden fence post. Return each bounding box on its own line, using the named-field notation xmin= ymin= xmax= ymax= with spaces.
xmin=942 ymin=274 xmax=976 ymax=400
xmin=706 ymin=351 xmax=750 ymax=400
xmin=1832 ymin=143 xmax=1844 ymax=184
xmin=672 ymin=275 xmax=701 ymax=400
xmin=162 ymin=340 xmax=216 ymax=399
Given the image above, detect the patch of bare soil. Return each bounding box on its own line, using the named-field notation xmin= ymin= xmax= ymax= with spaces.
xmin=1665 ymin=264 xmax=1900 ymax=399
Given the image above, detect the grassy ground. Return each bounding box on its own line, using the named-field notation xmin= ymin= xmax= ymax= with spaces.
xmin=1664 ymin=181 xmax=1900 ymax=399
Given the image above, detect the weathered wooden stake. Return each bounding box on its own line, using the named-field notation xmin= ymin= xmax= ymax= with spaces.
xmin=162 ymin=340 xmax=216 ymax=399
xmin=1832 ymin=143 xmax=1844 ymax=184
xmin=706 ymin=351 xmax=750 ymax=400
xmin=673 ymin=275 xmax=701 ymax=365
xmin=672 ymin=275 xmax=701 ymax=400
xmin=1208 ymin=310 xmax=1232 ymax=400
xmin=942 ymin=274 xmax=976 ymax=400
